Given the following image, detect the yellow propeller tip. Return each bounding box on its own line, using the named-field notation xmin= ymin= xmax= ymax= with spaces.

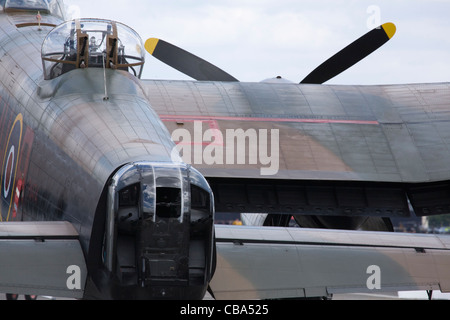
xmin=382 ymin=22 xmax=396 ymax=39
xmin=145 ymin=38 xmax=159 ymax=55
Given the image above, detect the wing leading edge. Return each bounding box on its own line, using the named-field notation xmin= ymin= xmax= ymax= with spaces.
xmin=210 ymin=225 xmax=450 ymax=299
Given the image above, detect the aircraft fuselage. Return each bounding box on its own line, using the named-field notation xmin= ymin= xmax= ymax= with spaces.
xmin=0 ymin=10 xmax=215 ymax=299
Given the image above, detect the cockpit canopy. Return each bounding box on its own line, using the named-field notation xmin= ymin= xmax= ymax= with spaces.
xmin=2 ymin=0 xmax=64 ymax=19
xmin=41 ymin=19 xmax=145 ymax=80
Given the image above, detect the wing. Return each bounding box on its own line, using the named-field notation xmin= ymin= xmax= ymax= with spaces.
xmin=142 ymin=80 xmax=450 ymax=218
xmin=210 ymin=224 xmax=450 ymax=299
xmin=0 ymin=222 xmax=86 ymax=298
xmin=143 ymin=80 xmax=450 ymax=183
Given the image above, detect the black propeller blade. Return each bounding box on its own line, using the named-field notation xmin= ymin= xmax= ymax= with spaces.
xmin=300 ymin=22 xmax=396 ymax=84
xmin=145 ymin=38 xmax=239 ymax=82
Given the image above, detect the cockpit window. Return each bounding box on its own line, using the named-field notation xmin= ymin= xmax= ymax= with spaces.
xmin=3 ymin=0 xmax=64 ymax=19
xmin=41 ymin=18 xmax=145 ymax=80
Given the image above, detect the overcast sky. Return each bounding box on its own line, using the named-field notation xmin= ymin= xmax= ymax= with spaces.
xmin=62 ymin=0 xmax=450 ymax=85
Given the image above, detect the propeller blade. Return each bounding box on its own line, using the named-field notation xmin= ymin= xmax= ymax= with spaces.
xmin=145 ymin=38 xmax=238 ymax=82
xmin=300 ymin=22 xmax=396 ymax=84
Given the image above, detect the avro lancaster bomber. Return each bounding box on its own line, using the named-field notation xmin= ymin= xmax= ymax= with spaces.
xmin=1 ymin=0 xmax=450 ymax=299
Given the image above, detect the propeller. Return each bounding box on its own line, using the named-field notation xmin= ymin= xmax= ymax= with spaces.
xmin=300 ymin=22 xmax=396 ymax=84
xmin=145 ymin=38 xmax=239 ymax=82
xmin=145 ymin=22 xmax=395 ymax=84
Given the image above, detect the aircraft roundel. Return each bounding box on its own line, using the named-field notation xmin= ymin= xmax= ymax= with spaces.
xmin=1 ymin=114 xmax=23 ymax=221
xmin=3 ymin=145 xmax=14 ymax=198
